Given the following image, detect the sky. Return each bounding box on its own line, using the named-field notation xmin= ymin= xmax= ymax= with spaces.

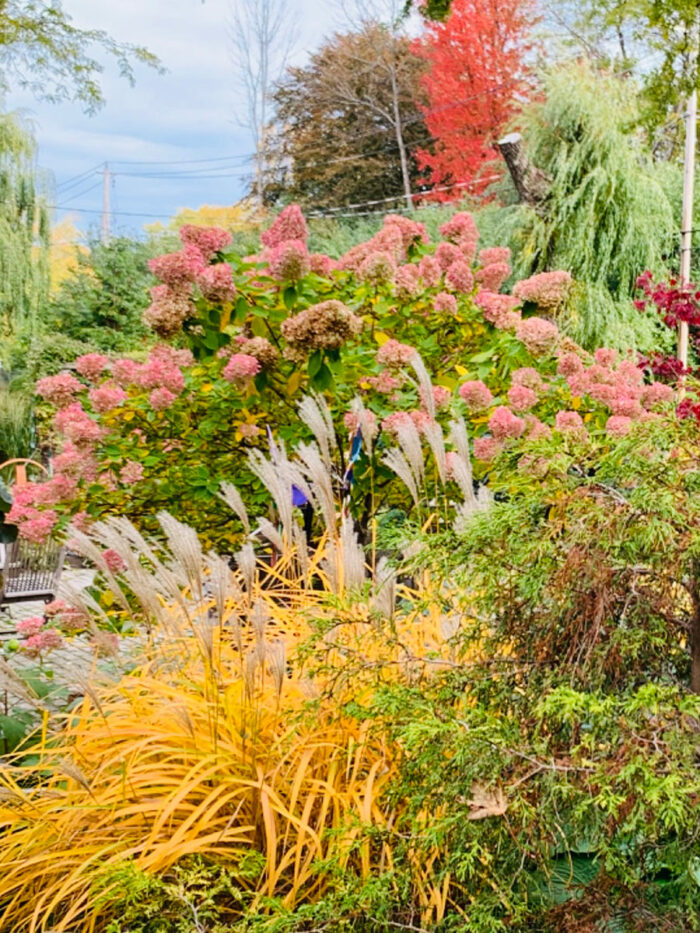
xmin=5 ymin=0 xmax=342 ymax=237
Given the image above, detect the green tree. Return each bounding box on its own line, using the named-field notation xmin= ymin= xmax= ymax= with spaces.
xmin=0 ymin=0 xmax=160 ymax=112
xmin=0 ymin=109 xmax=49 ymax=352
xmin=46 ymin=235 xmax=155 ymax=352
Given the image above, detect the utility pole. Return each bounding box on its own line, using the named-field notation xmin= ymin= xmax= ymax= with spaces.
xmin=679 ymin=29 xmax=699 ymax=367
xmin=101 ymin=162 xmax=111 ymax=245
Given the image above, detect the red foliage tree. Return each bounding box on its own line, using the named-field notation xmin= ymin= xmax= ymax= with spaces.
xmin=415 ymin=0 xmax=535 ymax=197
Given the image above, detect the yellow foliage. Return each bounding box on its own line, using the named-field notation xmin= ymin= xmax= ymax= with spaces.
xmin=145 ymin=200 xmax=263 ymax=237
xmin=0 ymin=522 xmax=479 ymax=932
xmin=47 ymin=217 xmax=87 ymax=294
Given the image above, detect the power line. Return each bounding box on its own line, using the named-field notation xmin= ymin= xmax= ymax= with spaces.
xmin=58 ymin=179 xmax=103 ymax=204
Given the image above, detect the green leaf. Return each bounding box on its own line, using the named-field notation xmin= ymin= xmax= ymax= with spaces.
xmin=0 ymin=713 xmax=33 ymax=752
xmin=283 ymin=285 xmax=297 ymax=309
xmin=308 ymin=350 xmax=323 ymax=378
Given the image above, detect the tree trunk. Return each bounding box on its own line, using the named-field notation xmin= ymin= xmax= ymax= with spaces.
xmin=497 ymin=132 xmax=550 ymax=210
xmin=389 ymin=62 xmax=413 ymax=211
xmin=690 ymin=567 xmax=700 ymax=693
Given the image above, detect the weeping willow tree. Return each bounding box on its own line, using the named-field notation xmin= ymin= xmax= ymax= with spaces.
xmin=502 ymin=62 xmax=678 ymax=350
xmin=0 ymin=110 xmax=50 ymax=348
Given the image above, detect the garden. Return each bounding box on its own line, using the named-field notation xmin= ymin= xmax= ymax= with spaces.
xmin=1 ymin=0 xmax=700 ymax=930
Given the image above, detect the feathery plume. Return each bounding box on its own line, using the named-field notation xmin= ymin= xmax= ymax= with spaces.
xmin=220 ymin=482 xmax=250 ymax=535
xmin=298 ymin=392 xmax=337 ymax=467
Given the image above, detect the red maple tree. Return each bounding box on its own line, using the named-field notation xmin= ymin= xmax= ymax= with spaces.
xmin=415 ymin=0 xmax=535 ymax=197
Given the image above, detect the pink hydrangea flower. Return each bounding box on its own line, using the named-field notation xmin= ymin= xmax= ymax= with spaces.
xmin=507 ymin=384 xmax=538 ymax=412
xmin=475 ymin=291 xmax=520 ymax=329
xmin=309 ymin=253 xmax=336 ymax=276
xmin=223 ymin=353 xmax=261 ymax=384
xmin=555 ymin=410 xmax=586 ymax=439
xmin=150 ymin=387 xmax=177 ymax=411
xmin=478 ymin=247 xmax=511 ymax=266
xmin=458 ymin=380 xmax=493 ymax=411
xmin=409 ymin=409 xmax=434 ymax=433
xmin=52 ymin=443 xmax=98 ymax=482
xmin=375 ymin=340 xmax=415 ymax=369
xmin=238 ymin=423 xmax=261 ymax=439
xmin=516 ymin=317 xmax=559 ymax=356
xmin=381 ymin=411 xmax=414 ymax=436
xmin=394 ymin=263 xmax=421 ymax=298
xmin=119 ymin=461 xmax=144 ymax=485
xmin=148 ymin=244 xmax=206 ymax=288
xmin=594 ymin=348 xmax=618 ymax=367
xmin=434 ymin=241 xmax=464 ymax=272
xmin=513 ymin=270 xmax=572 ymax=312
xmin=344 ymin=409 xmax=378 ymax=438
xmin=197 ymin=263 xmax=237 ymax=302
xmin=434 ymin=291 xmax=457 ymax=314
xmin=261 ymin=204 xmax=308 ymax=249
xmin=418 ymin=254 xmax=442 ymax=287
xmin=55 ymin=404 xmax=104 ymax=448
xmin=476 ymin=262 xmax=510 ymax=292
xmin=179 ymin=224 xmax=232 ymax=259
xmin=616 ymin=359 xmax=644 ymax=386
xmin=557 ymin=352 xmax=584 ymax=378
xmin=473 ymin=436 xmax=503 ymax=461
xmin=488 ymin=406 xmax=526 ymax=440
xmin=609 ymin=388 xmax=643 ymax=419
xmin=44 ymin=600 xmax=69 ymax=618
xmin=22 ymin=629 xmax=63 ymax=657
xmin=268 ymin=239 xmax=311 ymax=282
xmin=19 ymin=511 xmax=58 ymax=544
xmin=439 ymin=212 xmax=479 ymax=259
xmin=642 ymin=381 xmax=674 ymax=409
xmin=88 ymin=383 xmax=127 ymax=414
xmin=420 ymin=385 xmax=452 ymax=410
xmin=71 ymin=511 xmax=91 ymax=532
xmin=36 ymin=372 xmax=83 ymax=408
xmin=75 ymin=353 xmax=109 ymax=382
xmin=366 ymin=371 xmax=401 ymax=395
xmin=606 ymin=415 xmax=632 ymax=437
xmin=151 ymin=345 xmax=194 ymax=369
xmin=112 ymin=358 xmax=142 ymax=387
xmin=511 ymin=367 xmax=545 ymax=391
xmin=16 ymin=616 xmax=44 ymax=637
xmin=445 ymin=260 xmax=474 ymax=294
xmin=525 ymin=416 xmax=552 ymax=440
xmin=383 ymin=214 xmax=428 ymax=250
xmin=102 ymin=549 xmax=126 ymax=573
xmin=137 ymin=357 xmax=185 ymax=395
xmin=32 ymin=474 xmax=77 ymax=506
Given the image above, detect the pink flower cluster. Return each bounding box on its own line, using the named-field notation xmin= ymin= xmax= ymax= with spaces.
xmin=268 ymin=239 xmax=310 ymax=282
xmin=507 ymin=383 xmax=537 ymax=412
xmin=445 ymin=261 xmax=474 ymax=294
xmin=309 ymin=253 xmax=337 ymax=277
xmin=179 ymin=224 xmax=232 ymax=259
xmin=420 ymin=385 xmax=452 ymax=410
xmin=261 ymin=204 xmax=308 ymax=249
xmin=366 ymin=371 xmax=401 ymax=396
xmin=22 ymin=628 xmax=63 ymax=657
xmin=475 ymin=291 xmax=520 ymax=330
xmin=458 ymin=380 xmax=493 ymax=411
xmin=418 ymin=255 xmax=442 ymax=288
xmin=75 ymin=353 xmax=109 ymax=382
xmin=513 ymin=271 xmax=572 ymax=313
xmin=358 ymin=250 xmax=396 ymax=287
xmin=555 ymin=410 xmax=586 ymax=439
xmin=434 ymin=291 xmax=457 ymax=314
xmin=223 ymin=353 xmax=261 ymax=384
xmin=476 ymin=262 xmax=510 ymax=293
xmin=88 ymin=383 xmax=127 ymax=414
xmin=434 ymin=241 xmax=463 ymax=272
xmin=488 ymin=406 xmax=525 ymax=440
xmin=375 ymin=339 xmax=416 ymax=369
xmin=148 ymin=243 xmax=206 ymax=288
xmin=149 ymin=387 xmax=177 ymax=411
xmin=120 ymin=461 xmax=144 ymax=485
xmin=515 ymin=317 xmax=560 ymax=356
xmin=478 ymin=247 xmax=511 ymax=266
xmin=144 ymin=284 xmax=193 ymax=338
xmin=102 ymin=548 xmax=126 ymax=573
xmin=383 ymin=214 xmax=428 ymax=250
xmin=394 ymin=263 xmax=421 ymax=298
xmin=197 ymin=264 xmax=237 ymax=303
xmin=36 ymin=372 xmax=83 ymax=408
xmin=55 ymin=404 xmax=104 ymax=448
xmin=439 ymin=212 xmax=479 ymax=261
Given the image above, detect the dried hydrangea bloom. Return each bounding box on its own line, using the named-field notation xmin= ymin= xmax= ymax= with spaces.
xmin=475 ymin=290 xmax=520 ymax=329
xmin=358 ymin=250 xmax=397 ymax=287
xmin=281 ymin=300 xmax=362 ymax=361
xmin=236 ymin=336 xmax=279 ymax=370
xmin=144 ymin=284 xmax=193 ymax=338
xmin=268 ymin=239 xmax=311 ymax=282
xmin=555 ymin=410 xmax=587 ymax=440
xmin=394 ymin=263 xmax=421 ymax=298
xmin=309 ymin=253 xmax=336 ymax=276
xmin=512 ymin=270 xmax=572 ymax=313
xmin=383 ymin=214 xmax=429 ymax=249
xmin=556 ymin=352 xmax=584 ymax=378
xmin=516 ymin=317 xmax=559 ymax=356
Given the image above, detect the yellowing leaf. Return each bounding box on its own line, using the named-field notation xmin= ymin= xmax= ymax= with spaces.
xmin=374 ymin=332 xmax=391 ymax=347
